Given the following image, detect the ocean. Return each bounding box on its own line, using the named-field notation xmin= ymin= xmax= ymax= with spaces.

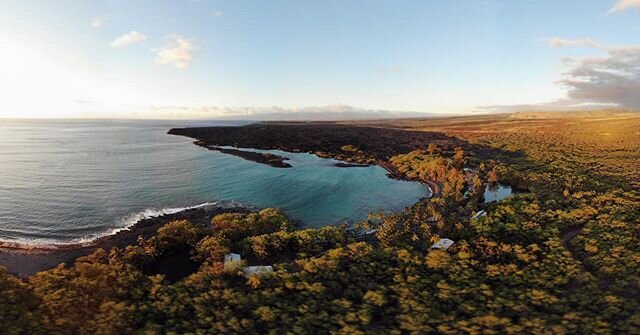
xmin=0 ymin=119 xmax=428 ymax=245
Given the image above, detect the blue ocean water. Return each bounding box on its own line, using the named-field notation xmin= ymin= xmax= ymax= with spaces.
xmin=0 ymin=119 xmax=429 ymax=245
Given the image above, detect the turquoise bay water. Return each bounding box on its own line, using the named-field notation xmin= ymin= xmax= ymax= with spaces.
xmin=0 ymin=120 xmax=428 ymax=245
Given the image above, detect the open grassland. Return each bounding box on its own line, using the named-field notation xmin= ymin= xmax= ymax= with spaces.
xmin=350 ymin=111 xmax=640 ymax=190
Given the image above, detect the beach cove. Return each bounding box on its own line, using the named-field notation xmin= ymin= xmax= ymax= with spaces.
xmin=0 ymin=119 xmax=429 ymax=274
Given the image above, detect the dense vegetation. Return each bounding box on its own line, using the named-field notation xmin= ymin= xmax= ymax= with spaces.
xmin=2 ymin=112 xmax=639 ymax=334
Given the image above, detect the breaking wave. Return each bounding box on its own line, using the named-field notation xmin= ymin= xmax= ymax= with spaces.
xmin=0 ymin=200 xmax=252 ymax=250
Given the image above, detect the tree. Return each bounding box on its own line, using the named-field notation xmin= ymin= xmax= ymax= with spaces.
xmin=452 ymin=147 xmax=465 ymax=170
xmin=427 ymin=143 xmax=440 ymax=155
xmin=194 ymin=235 xmax=231 ymax=263
xmin=487 ymin=166 xmax=500 ymax=184
xmin=155 ymin=220 xmax=204 ymax=252
xmin=0 ymin=267 xmax=43 ymax=334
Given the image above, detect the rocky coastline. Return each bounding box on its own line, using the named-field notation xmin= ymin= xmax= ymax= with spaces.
xmin=0 ymin=202 xmax=256 ymax=277
xmin=195 ymin=141 xmax=293 ymax=168
xmin=334 ymin=162 xmax=370 ymax=168
xmin=169 ymin=123 xmax=447 ymax=196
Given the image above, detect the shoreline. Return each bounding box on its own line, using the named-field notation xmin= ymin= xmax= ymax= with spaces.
xmin=334 ymin=162 xmax=370 ymax=168
xmin=195 ymin=142 xmax=293 ymax=168
xmin=1 ymin=123 xmax=443 ymax=277
xmin=0 ymin=202 xmax=256 ymax=277
xmin=377 ymin=160 xmax=442 ymax=197
xmin=169 ymin=124 xmax=444 ymax=198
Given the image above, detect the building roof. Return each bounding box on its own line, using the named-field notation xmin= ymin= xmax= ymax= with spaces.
xmin=358 ymin=229 xmax=377 ymax=236
xmin=471 ymin=210 xmax=487 ymax=220
xmin=430 ymin=238 xmax=455 ymax=250
xmin=243 ymin=266 xmax=274 ymax=277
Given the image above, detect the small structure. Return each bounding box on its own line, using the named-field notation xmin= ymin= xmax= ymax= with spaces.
xmin=470 ymin=210 xmax=487 ymax=220
xmin=361 ymin=229 xmax=377 ymax=235
xmin=356 ymin=228 xmax=378 ymax=242
xmin=430 ymin=238 xmax=455 ymax=251
xmin=223 ymin=253 xmax=273 ymax=277
xmin=224 ymin=253 xmax=241 ymax=264
xmin=427 ymin=216 xmax=439 ymax=223
xmin=224 ymin=253 xmax=242 ymax=270
xmin=242 ymin=266 xmax=274 ymax=277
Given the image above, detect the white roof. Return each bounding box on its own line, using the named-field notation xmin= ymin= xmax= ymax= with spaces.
xmin=430 ymin=238 xmax=455 ymax=250
xmin=471 ymin=210 xmax=487 ymax=220
xmin=242 ymin=266 xmax=274 ymax=277
xmin=359 ymin=229 xmax=377 ymax=236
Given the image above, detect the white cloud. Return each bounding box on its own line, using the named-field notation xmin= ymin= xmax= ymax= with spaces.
xmin=546 ymin=37 xmax=602 ymax=49
xmin=482 ymin=38 xmax=640 ymax=112
xmin=110 ymin=31 xmax=147 ymax=48
xmin=144 ymin=105 xmax=433 ymax=120
xmin=154 ymin=35 xmax=196 ymax=69
xmin=608 ymin=0 xmax=640 ymax=13
xmin=91 ymin=16 xmax=104 ymax=28
xmin=211 ymin=11 xmax=223 ymax=17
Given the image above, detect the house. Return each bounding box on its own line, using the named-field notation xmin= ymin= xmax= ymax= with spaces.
xmin=430 ymin=238 xmax=455 ymax=251
xmin=470 ymin=210 xmax=487 ymax=220
xmin=243 ymin=266 xmax=274 ymax=277
xmin=361 ymin=229 xmax=377 ymax=236
xmin=355 ymin=228 xmax=377 ymax=241
xmin=223 ymin=253 xmax=274 ymax=277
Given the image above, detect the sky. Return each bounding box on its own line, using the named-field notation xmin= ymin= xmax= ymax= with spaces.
xmin=0 ymin=0 xmax=639 ymax=119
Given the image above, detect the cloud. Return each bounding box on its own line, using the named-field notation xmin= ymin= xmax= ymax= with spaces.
xmin=557 ymin=45 xmax=640 ymax=108
xmin=480 ymin=38 xmax=640 ymax=112
xmin=154 ymin=35 xmax=196 ymax=69
xmin=91 ymin=17 xmax=104 ymax=28
xmin=608 ymin=0 xmax=640 ymax=13
xmin=211 ymin=11 xmax=223 ymax=17
xmin=144 ymin=105 xmax=436 ymax=120
xmin=546 ymin=37 xmax=602 ymax=49
xmin=110 ymin=31 xmax=147 ymax=48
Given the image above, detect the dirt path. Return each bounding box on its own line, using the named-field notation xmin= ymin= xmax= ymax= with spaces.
xmin=562 ymin=226 xmax=584 ymax=260
xmin=561 ymin=225 xmax=584 ymax=259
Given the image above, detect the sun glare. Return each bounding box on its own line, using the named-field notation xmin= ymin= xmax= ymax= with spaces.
xmin=0 ymin=37 xmax=95 ymax=118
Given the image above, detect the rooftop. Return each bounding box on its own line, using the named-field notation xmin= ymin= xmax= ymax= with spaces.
xmin=430 ymin=238 xmax=455 ymax=250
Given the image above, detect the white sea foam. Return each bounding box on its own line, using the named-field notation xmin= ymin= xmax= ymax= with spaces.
xmin=0 ymin=200 xmax=252 ymax=249
xmin=115 ymin=200 xmax=252 ymax=234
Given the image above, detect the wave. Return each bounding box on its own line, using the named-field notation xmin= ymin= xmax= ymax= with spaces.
xmin=115 ymin=200 xmax=252 ymax=235
xmin=0 ymin=200 xmax=253 ymax=250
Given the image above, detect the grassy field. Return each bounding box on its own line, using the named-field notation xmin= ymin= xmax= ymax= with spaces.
xmin=351 ymin=110 xmax=640 ymax=189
